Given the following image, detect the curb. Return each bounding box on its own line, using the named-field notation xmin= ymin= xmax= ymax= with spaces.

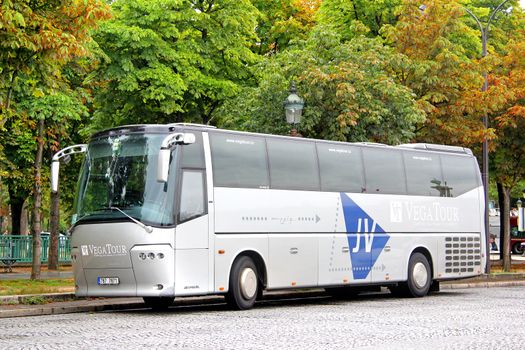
xmin=441 ymin=280 xmax=525 ymax=289
xmin=0 ymin=292 xmax=76 ymax=305
xmin=1 ymin=281 xmax=525 ymax=319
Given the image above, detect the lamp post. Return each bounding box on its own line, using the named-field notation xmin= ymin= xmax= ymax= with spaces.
xmin=283 ymin=81 xmax=304 ymax=137
xmin=462 ymin=0 xmax=512 ymax=274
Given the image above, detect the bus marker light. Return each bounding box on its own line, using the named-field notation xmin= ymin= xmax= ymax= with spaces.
xmin=219 ymin=287 xmax=225 ymax=291
xmin=156 ymin=284 xmax=163 ymax=290
xmin=291 ymin=282 xmax=296 ymax=286
xmin=218 ymin=249 xmax=225 ymax=254
xmin=343 ymin=278 xmax=349 ymax=283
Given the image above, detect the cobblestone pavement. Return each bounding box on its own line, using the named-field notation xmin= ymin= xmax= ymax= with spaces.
xmin=0 ymin=287 xmax=523 ymax=350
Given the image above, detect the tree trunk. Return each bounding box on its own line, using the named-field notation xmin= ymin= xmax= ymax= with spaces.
xmin=501 ymin=186 xmax=512 ymax=272
xmin=8 ymin=192 xmax=24 ymax=235
xmin=497 ymin=182 xmax=505 ymax=261
xmin=48 ymin=190 xmax=60 ymax=270
xmin=31 ymin=118 xmax=45 ymax=280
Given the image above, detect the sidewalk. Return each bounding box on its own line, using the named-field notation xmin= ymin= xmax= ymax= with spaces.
xmin=1 ymin=275 xmax=525 ymax=319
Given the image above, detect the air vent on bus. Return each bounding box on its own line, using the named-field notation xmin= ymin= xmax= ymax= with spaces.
xmin=397 ymin=143 xmax=473 ymax=155
xmin=444 ymin=236 xmax=481 ymax=274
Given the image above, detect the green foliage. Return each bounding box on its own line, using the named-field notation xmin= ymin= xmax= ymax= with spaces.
xmin=216 ymin=26 xmax=424 ymax=143
xmin=90 ymin=0 xmax=260 ymax=131
xmin=318 ymin=0 xmax=402 ymax=39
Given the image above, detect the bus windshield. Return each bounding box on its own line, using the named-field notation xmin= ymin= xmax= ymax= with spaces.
xmin=73 ymin=133 xmax=177 ymax=227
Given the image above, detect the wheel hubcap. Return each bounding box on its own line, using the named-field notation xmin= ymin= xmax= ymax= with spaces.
xmin=413 ymin=262 xmax=428 ymax=289
xmin=240 ymin=267 xmax=257 ymax=299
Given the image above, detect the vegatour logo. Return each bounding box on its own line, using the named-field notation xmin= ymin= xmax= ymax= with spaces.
xmin=80 ymin=244 xmax=127 ymax=257
xmin=340 ymin=193 xmax=389 ymax=280
xmin=390 ymin=200 xmax=459 ymax=223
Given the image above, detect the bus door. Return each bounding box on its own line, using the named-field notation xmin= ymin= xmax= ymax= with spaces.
xmin=174 ymin=133 xmax=210 ymax=295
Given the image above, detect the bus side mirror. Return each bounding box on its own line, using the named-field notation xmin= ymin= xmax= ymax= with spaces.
xmin=51 ymin=144 xmax=87 ymax=193
xmin=157 ymin=133 xmax=195 ymax=183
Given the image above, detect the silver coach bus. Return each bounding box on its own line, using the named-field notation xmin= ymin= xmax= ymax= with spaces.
xmin=52 ymin=123 xmax=486 ymax=310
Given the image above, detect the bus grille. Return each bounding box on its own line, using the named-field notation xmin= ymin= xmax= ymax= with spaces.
xmin=444 ymin=236 xmax=481 ymax=274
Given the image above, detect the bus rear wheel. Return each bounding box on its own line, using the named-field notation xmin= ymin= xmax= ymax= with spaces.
xmin=226 ymin=256 xmax=259 ymax=310
xmin=143 ymin=296 xmax=174 ymax=310
xmin=406 ymin=252 xmax=431 ymax=297
xmin=389 ymin=252 xmax=431 ymax=298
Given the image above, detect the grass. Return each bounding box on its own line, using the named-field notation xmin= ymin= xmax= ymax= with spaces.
xmin=0 ymin=278 xmax=74 ymax=296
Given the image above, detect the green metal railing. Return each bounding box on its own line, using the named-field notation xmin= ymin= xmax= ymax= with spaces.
xmin=0 ymin=235 xmax=71 ymax=264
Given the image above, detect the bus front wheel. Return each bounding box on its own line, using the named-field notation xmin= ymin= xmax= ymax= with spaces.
xmin=226 ymin=256 xmax=259 ymax=310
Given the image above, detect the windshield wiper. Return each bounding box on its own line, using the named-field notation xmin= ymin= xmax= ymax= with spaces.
xmin=108 ymin=206 xmax=153 ymax=233
xmin=77 ymin=206 xmax=153 ymax=233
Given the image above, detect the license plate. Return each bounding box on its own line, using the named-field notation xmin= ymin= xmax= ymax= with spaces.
xmin=97 ymin=277 xmax=120 ymax=285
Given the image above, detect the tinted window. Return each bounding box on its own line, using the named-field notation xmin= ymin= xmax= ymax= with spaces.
xmin=267 ymin=139 xmax=319 ymax=191
xmin=181 ymin=132 xmax=205 ymax=168
xmin=317 ymin=143 xmax=364 ymax=193
xmin=404 ymin=151 xmax=443 ymax=196
xmin=210 ymin=133 xmax=269 ymax=188
xmin=363 ymin=148 xmax=406 ymax=194
xmin=179 ymin=170 xmax=205 ymax=222
xmin=441 ymin=155 xmax=479 ymax=197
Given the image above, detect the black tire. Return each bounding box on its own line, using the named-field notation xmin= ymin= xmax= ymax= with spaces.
xmin=512 ymin=243 xmax=524 ymax=255
xmin=226 ymin=256 xmax=259 ymax=310
xmin=143 ymin=296 xmax=174 ymax=310
xmin=405 ymin=252 xmax=431 ymax=297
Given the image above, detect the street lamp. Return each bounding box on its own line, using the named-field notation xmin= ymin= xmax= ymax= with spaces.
xmin=283 ymin=81 xmax=304 ymax=137
xmin=463 ymin=0 xmax=512 ymax=274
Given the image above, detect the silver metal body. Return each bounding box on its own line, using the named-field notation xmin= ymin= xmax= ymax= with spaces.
xmin=68 ymin=125 xmax=486 ymax=298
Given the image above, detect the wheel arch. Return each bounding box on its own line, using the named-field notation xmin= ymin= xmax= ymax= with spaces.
xmin=228 ymin=250 xmax=268 ymax=289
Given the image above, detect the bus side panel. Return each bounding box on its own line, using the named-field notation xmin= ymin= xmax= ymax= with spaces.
xmin=371 ymin=234 xmax=438 ymax=283
xmin=268 ymin=234 xmax=318 ymax=289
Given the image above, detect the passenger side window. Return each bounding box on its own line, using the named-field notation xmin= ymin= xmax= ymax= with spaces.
xmin=267 ymin=139 xmax=319 ymax=191
xmin=179 ymin=170 xmax=205 ymax=223
xmin=363 ymin=148 xmax=406 ymax=194
xmin=403 ymin=151 xmax=443 ymax=197
xmin=180 ymin=132 xmax=205 ymax=168
xmin=210 ymin=133 xmax=269 ymax=189
xmin=317 ymin=143 xmax=364 ymax=193
xmin=440 ymin=155 xmax=480 ymax=197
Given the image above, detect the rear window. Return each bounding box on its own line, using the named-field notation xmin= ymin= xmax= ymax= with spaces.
xmin=440 ymin=155 xmax=479 ymax=197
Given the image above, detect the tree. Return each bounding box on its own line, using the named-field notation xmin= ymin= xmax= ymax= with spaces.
xmin=20 ymin=92 xmax=88 ymax=278
xmin=317 ymin=0 xmax=402 ymax=40
xmin=252 ymin=0 xmax=320 ymax=55
xmin=489 ymin=34 xmax=525 ymax=271
xmin=89 ymin=0 xmax=260 ymax=132
xmin=216 ymin=26 xmax=424 ymax=143
xmin=383 ymin=0 xmax=497 ymax=147
xmin=0 ymin=0 xmax=111 ymax=238
xmin=0 ymin=0 xmax=110 ymax=279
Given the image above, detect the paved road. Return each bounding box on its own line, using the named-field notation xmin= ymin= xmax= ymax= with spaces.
xmin=1 ymin=287 xmax=523 ymax=349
